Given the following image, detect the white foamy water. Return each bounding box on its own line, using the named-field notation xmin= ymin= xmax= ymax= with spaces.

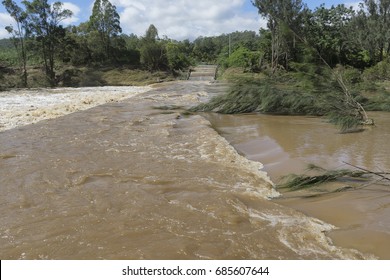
xmin=0 ymin=86 xmax=151 ymax=132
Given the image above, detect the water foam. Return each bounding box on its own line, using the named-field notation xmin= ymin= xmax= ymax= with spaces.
xmin=248 ymin=208 xmax=374 ymax=259
xmin=0 ymin=86 xmax=151 ymax=132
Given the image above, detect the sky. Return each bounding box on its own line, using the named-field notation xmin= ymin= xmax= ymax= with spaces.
xmin=0 ymin=0 xmax=362 ymax=41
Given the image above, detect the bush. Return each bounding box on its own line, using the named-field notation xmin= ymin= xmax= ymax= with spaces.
xmin=362 ymin=91 xmax=390 ymax=111
xmin=340 ymin=66 xmax=362 ymax=85
xmin=166 ymin=42 xmax=192 ymax=74
xmin=362 ymin=59 xmax=390 ymax=81
xmin=219 ymin=46 xmax=263 ymax=72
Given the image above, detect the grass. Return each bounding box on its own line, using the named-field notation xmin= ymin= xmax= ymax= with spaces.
xmin=101 ymin=68 xmax=175 ymax=86
xmin=359 ymin=81 xmax=390 ymax=111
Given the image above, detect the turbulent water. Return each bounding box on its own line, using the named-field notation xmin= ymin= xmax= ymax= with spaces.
xmin=0 ymin=86 xmax=151 ymax=132
xmin=205 ymin=112 xmax=390 ymax=259
xmin=0 ymin=79 xmax=371 ymax=260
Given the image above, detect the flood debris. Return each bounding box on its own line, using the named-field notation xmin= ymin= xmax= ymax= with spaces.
xmin=277 ymin=163 xmax=390 ymax=192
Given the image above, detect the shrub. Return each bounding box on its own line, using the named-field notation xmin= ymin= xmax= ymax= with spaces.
xmin=362 ymin=59 xmax=390 ymax=81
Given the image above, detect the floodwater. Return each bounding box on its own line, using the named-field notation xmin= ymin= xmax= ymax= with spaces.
xmin=0 ymin=86 xmax=151 ymax=132
xmin=0 ymin=81 xmax=370 ymax=260
xmin=205 ymin=112 xmax=390 ymax=259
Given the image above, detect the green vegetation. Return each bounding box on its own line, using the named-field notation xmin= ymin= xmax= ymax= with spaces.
xmin=191 ymin=64 xmax=333 ymax=115
xmin=277 ymin=164 xmax=367 ymax=191
xmin=0 ymin=0 xmax=196 ymax=89
xmin=277 ymin=163 xmax=390 ymax=194
xmin=2 ymin=0 xmax=28 ymax=86
xmin=88 ymin=0 xmax=122 ymax=62
xmin=191 ymin=62 xmax=384 ymax=132
xmin=190 ymin=0 xmax=390 ymax=132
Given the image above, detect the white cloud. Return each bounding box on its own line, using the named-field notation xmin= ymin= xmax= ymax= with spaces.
xmin=345 ymin=1 xmax=362 ymax=11
xmin=1 ymin=1 xmax=266 ymax=40
xmin=110 ymin=0 xmax=265 ymax=40
xmin=0 ymin=28 xmax=10 ymax=39
xmin=0 ymin=3 xmax=81 ymax=39
xmin=0 ymin=13 xmax=14 ymax=38
xmin=60 ymin=2 xmax=81 ymax=25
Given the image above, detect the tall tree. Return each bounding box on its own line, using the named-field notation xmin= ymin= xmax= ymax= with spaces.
xmin=140 ymin=25 xmax=167 ymax=71
xmin=350 ymin=0 xmax=390 ymax=64
xmin=88 ymin=0 xmax=122 ymax=61
xmin=2 ymin=0 xmax=28 ymax=86
xmin=144 ymin=24 xmax=158 ymax=41
xmin=305 ymin=4 xmax=356 ymax=66
xmin=253 ymin=0 xmax=372 ymax=129
xmin=165 ymin=41 xmax=192 ymax=74
xmin=252 ymin=0 xmax=304 ymax=72
xmin=22 ymin=0 xmax=72 ymax=86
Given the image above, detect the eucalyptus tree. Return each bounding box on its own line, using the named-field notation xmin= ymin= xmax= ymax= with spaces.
xmin=192 ymin=37 xmax=218 ymax=63
xmin=88 ymin=0 xmax=122 ymax=61
xmin=144 ymin=24 xmax=158 ymax=41
xmin=139 ymin=25 xmax=168 ymax=71
xmin=2 ymin=0 xmax=29 ymax=86
xmin=349 ymin=0 xmax=390 ymax=64
xmin=252 ymin=0 xmax=372 ymax=131
xmin=22 ymin=0 xmax=72 ymax=86
xmin=165 ymin=41 xmax=192 ymax=74
xmin=305 ymin=4 xmax=356 ymax=67
xmin=252 ymin=0 xmax=304 ymax=72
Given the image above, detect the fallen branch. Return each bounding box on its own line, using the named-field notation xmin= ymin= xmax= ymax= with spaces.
xmin=277 ymin=163 xmax=390 ymax=192
xmin=277 ymin=169 xmax=366 ymax=191
xmin=342 ymin=161 xmax=390 ymax=182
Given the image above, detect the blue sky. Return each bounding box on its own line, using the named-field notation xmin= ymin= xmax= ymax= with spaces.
xmin=0 ymin=1 xmax=362 ymax=40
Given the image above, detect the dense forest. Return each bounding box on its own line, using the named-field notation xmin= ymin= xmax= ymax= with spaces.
xmin=1 ymin=0 xmax=390 ymax=130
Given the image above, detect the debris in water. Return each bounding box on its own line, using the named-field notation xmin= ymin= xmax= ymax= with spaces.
xmin=277 ymin=163 xmax=390 ymax=192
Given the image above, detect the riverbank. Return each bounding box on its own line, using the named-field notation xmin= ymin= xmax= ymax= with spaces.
xmin=0 ymin=80 xmax=370 ymax=259
xmin=0 ymin=66 xmax=176 ymax=90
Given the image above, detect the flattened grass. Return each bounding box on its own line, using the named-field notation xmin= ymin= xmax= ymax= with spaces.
xmin=191 ymin=65 xmax=372 ymax=132
xmin=190 ymin=69 xmax=331 ymax=116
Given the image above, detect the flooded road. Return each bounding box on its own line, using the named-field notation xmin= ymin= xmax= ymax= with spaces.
xmin=205 ymin=112 xmax=390 ymax=259
xmin=0 ymin=81 xmax=367 ymax=259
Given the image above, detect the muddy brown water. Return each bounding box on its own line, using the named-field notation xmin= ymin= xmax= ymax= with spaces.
xmin=0 ymin=81 xmax=374 ymax=260
xmin=204 ymin=112 xmax=390 ymax=259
